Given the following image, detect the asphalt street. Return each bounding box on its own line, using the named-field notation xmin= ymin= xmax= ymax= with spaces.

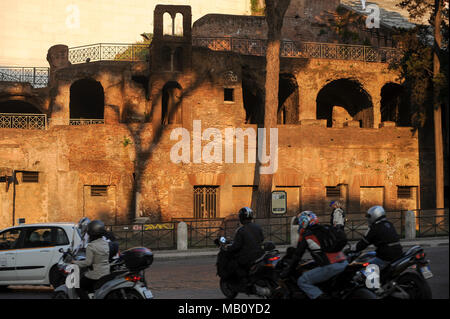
xmin=0 ymin=245 xmax=448 ymax=299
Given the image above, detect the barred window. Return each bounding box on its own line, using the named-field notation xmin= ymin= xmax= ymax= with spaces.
xmin=224 ymin=88 xmax=234 ymax=102
xmin=326 ymin=186 xmax=341 ymax=198
xmin=22 ymin=171 xmax=39 ymax=183
xmin=91 ymin=185 xmax=108 ymax=197
xmin=194 ymin=186 xmax=218 ymax=219
xmin=397 ymin=186 xmax=412 ymax=199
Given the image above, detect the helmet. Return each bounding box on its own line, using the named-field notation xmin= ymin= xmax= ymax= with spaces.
xmin=87 ymin=220 xmax=106 ymax=239
xmin=366 ymin=206 xmax=386 ymax=225
xmin=238 ymin=207 xmax=254 ymax=224
xmin=77 ymin=217 xmax=91 ymax=238
xmin=297 ymin=211 xmax=319 ymax=229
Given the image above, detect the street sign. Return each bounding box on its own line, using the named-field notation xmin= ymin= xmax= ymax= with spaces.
xmin=271 ymin=191 xmax=287 ymax=215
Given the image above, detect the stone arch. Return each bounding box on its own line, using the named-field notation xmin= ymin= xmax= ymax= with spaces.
xmin=161 ymin=81 xmax=182 ymax=124
xmin=278 ymin=73 xmax=299 ymax=124
xmin=316 ymin=78 xmax=373 ymax=128
xmin=69 ymin=78 xmax=104 ymax=119
xmin=381 ymin=82 xmax=410 ymax=127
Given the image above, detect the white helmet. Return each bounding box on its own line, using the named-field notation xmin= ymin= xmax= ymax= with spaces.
xmin=366 ymin=206 xmax=386 ymax=225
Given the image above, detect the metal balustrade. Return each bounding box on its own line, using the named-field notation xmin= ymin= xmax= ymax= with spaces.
xmin=68 ymin=43 xmax=150 ymax=64
xmin=0 ymin=113 xmax=47 ymax=130
xmin=0 ymin=67 xmax=49 ymax=88
xmin=69 ymin=119 xmax=105 ymax=126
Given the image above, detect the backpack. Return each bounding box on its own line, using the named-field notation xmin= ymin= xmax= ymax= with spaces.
xmin=313 ymin=224 xmax=348 ymax=253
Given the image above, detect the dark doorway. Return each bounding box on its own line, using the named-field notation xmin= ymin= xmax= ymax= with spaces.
xmin=316 ymin=78 xmax=373 ymax=128
xmin=278 ymin=74 xmax=299 ymax=124
xmin=381 ymin=83 xmax=410 ymax=126
xmin=70 ymin=79 xmax=104 ymax=119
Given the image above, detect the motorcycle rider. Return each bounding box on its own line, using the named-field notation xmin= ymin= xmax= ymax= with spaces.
xmin=281 ymin=211 xmax=348 ymax=299
xmin=71 ymin=220 xmax=110 ymax=299
xmin=223 ymin=207 xmax=264 ymax=286
xmin=329 ymin=200 xmax=345 ymax=228
xmin=353 ymin=206 xmax=403 ymax=268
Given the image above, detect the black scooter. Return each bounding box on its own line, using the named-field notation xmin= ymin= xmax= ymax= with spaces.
xmin=215 ymin=237 xmax=281 ymax=299
xmin=346 ymin=245 xmax=433 ymax=299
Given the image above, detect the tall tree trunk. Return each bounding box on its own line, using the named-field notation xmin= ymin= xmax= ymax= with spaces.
xmin=256 ymin=0 xmax=290 ymax=218
xmin=433 ymin=0 xmax=444 ymax=216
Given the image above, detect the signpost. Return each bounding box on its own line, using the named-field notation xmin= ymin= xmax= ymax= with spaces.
xmin=271 ymin=191 xmax=287 ymax=215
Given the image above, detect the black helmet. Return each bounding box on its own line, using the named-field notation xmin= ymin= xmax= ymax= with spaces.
xmin=238 ymin=207 xmax=254 ymax=224
xmin=87 ymin=220 xmax=106 ymax=239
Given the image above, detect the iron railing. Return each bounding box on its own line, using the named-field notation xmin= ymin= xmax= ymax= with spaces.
xmin=68 ymin=43 xmax=150 ymax=64
xmin=106 ymin=222 xmax=177 ymax=250
xmin=0 ymin=67 xmax=49 ymax=88
xmin=0 ymin=113 xmax=47 ymax=130
xmin=69 ymin=119 xmax=105 ymax=126
xmin=415 ymin=208 xmax=449 ymax=237
xmin=192 ymin=37 xmax=401 ymax=63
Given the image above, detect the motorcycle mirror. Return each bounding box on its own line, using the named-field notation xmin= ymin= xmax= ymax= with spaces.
xmin=58 ymin=248 xmax=64 ymax=253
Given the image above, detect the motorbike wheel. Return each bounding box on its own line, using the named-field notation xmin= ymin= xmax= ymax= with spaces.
xmin=52 ymin=291 xmax=69 ymax=299
xmin=346 ymin=288 xmax=378 ymax=299
xmin=220 ymin=278 xmax=238 ymax=299
xmin=396 ymin=272 xmax=432 ymax=299
xmin=105 ymin=288 xmax=144 ymax=300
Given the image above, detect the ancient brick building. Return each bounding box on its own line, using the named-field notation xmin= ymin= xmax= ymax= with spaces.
xmin=0 ymin=1 xmax=437 ymax=228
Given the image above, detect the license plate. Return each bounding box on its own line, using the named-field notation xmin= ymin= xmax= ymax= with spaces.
xmin=143 ymin=289 xmax=153 ymax=299
xmin=420 ymin=265 xmax=433 ymax=279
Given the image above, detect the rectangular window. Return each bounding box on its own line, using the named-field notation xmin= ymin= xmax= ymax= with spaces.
xmin=0 ymin=176 xmax=7 ymax=183
xmin=397 ymin=186 xmax=412 ymax=199
xmin=194 ymin=186 xmax=218 ymax=219
xmin=224 ymin=88 xmax=234 ymax=102
xmin=22 ymin=171 xmax=39 ymax=183
xmin=326 ymin=186 xmax=341 ymax=198
xmin=90 ymin=185 xmax=108 ymax=197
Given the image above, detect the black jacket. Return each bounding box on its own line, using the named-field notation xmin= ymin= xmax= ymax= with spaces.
xmin=356 ymin=218 xmax=403 ymax=261
xmin=227 ymin=221 xmax=264 ymax=266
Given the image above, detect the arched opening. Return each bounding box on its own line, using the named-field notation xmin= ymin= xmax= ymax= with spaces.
xmin=242 ymin=72 xmax=264 ymax=125
xmin=70 ymin=79 xmax=104 ymax=119
xmin=161 ymin=46 xmax=172 ymax=71
xmin=162 ymin=81 xmax=182 ymax=125
xmin=174 ymin=13 xmax=183 ymax=36
xmin=0 ymin=100 xmax=43 ymax=114
xmin=163 ymin=12 xmax=173 ymax=36
xmin=316 ymin=78 xmax=373 ymax=128
xmin=381 ymin=83 xmax=410 ymax=126
xmin=173 ymin=47 xmax=183 ymax=72
xmin=278 ymin=74 xmax=299 ymax=124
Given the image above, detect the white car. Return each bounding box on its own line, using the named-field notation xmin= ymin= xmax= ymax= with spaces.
xmin=0 ymin=223 xmax=82 ymax=289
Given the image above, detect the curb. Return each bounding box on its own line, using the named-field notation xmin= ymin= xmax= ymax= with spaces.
xmin=152 ymin=237 xmax=449 ymax=260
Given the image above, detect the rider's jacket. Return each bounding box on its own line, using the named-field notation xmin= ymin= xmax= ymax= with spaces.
xmin=356 ymin=218 xmax=403 ymax=261
xmin=226 ymin=221 xmax=265 ymax=266
xmin=73 ymin=237 xmax=110 ymax=280
xmin=294 ymin=225 xmax=347 ymax=267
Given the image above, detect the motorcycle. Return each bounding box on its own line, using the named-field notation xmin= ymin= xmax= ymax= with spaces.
xmin=215 ymin=236 xmax=282 ymax=299
xmin=274 ymin=247 xmax=378 ymax=299
xmin=52 ymin=247 xmax=154 ymax=299
xmin=346 ymin=245 xmax=433 ymax=299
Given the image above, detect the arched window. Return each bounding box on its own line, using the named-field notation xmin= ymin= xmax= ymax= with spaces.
xmin=316 ymin=78 xmax=373 ymax=128
xmin=70 ymin=79 xmax=104 ymax=120
xmin=162 ymin=81 xmax=182 ymax=124
xmin=278 ymin=74 xmax=299 ymax=124
xmin=174 ymin=13 xmax=184 ymax=36
xmin=163 ymin=12 xmax=173 ymax=36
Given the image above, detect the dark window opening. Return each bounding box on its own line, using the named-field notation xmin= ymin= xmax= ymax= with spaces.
xmin=397 ymin=186 xmax=412 ymax=199
xmin=22 ymin=171 xmax=39 ymax=183
xmin=381 ymin=83 xmax=410 ymax=127
xmin=173 ymin=47 xmax=183 ymax=72
xmin=0 ymin=100 xmax=43 ymax=114
xmin=194 ymin=186 xmax=218 ymax=219
xmin=278 ymin=74 xmax=299 ymax=124
xmin=91 ymin=185 xmax=108 ymax=197
xmin=326 ymin=186 xmax=341 ymax=198
xmin=224 ymin=88 xmax=235 ymax=102
xmin=70 ymin=78 xmax=104 ymax=119
xmin=161 ymin=46 xmax=172 ymax=71
xmin=316 ymin=78 xmax=373 ymax=128
xmin=242 ymin=67 xmax=264 ymax=125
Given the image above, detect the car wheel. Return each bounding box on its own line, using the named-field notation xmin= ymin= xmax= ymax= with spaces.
xmin=49 ymin=265 xmax=65 ymax=288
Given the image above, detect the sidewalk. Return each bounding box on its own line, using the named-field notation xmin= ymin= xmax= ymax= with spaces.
xmin=152 ymin=237 xmax=449 ymax=260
